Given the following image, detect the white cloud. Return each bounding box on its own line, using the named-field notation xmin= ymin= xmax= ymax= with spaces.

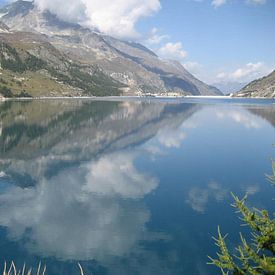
xmin=216 ymin=109 xmax=262 ymax=129
xmin=0 ymin=151 xmax=158 ymax=261
xmin=84 ymin=152 xmax=158 ymax=198
xmin=183 ymin=61 xmax=203 ymax=72
xmin=34 ymin=0 xmax=161 ymax=39
xmin=242 ymin=184 xmax=260 ymax=195
xmin=186 ymin=181 xmax=227 ymax=213
xmin=0 ymin=171 xmax=7 ymax=178
xmin=146 ymin=28 xmax=169 ymax=45
xmin=211 ymin=0 xmax=227 ymax=8
xmin=231 ymin=62 xmax=264 ymax=79
xmin=230 ymin=111 xmax=261 ymax=129
xmin=186 ymin=187 xmax=209 ymax=213
xmin=158 ymin=42 xmax=188 ymax=60
xmin=246 ymin=0 xmax=266 ymax=5
xmin=210 ymin=0 xmax=266 ymax=7
xmin=34 ymin=0 xmax=86 ymax=23
xmin=216 ymin=62 xmax=273 ymax=83
xmin=183 ymin=61 xmax=205 ymax=79
xmin=157 ymin=128 xmax=186 ymax=148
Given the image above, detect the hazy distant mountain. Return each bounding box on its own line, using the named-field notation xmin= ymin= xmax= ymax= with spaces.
xmin=212 ymin=81 xmax=247 ymax=95
xmin=235 ymin=70 xmax=275 ymax=98
xmin=0 ymin=0 xmax=222 ymax=97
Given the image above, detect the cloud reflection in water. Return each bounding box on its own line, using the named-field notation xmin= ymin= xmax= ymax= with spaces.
xmin=0 ymin=151 xmax=158 ymax=261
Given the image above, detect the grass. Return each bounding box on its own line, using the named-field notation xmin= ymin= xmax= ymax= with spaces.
xmin=2 ymin=262 xmax=46 ymax=275
xmin=2 ymin=262 xmax=86 ymax=275
xmin=0 ymin=70 xmax=80 ymax=97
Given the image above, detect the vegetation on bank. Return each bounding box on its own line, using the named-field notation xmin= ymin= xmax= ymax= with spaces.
xmin=209 ymin=160 xmax=275 ymax=274
xmin=0 ymin=85 xmax=32 ymax=98
xmin=235 ymin=70 xmax=275 ymax=98
xmin=0 ymin=43 xmax=46 ymax=73
xmin=0 ymin=42 xmax=124 ymax=98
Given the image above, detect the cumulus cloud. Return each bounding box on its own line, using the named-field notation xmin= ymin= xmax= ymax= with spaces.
xmin=0 ymin=171 xmax=7 ymax=178
xmin=211 ymin=0 xmax=266 ymax=7
xmin=33 ymin=0 xmax=161 ymax=38
xmin=186 ymin=181 xmax=228 ymax=213
xmin=216 ymin=62 xmax=273 ymax=83
xmin=183 ymin=61 xmax=205 ymax=79
xmin=84 ymin=152 xmax=158 ymax=198
xmin=183 ymin=61 xmax=203 ymax=72
xmin=0 ymin=151 xmax=158 ymax=260
xmin=158 ymin=42 xmax=188 ymax=60
xmin=187 ymin=181 xmax=260 ymax=214
xmin=186 ymin=188 xmax=209 ymax=213
xmin=157 ymin=127 xmax=186 ymax=148
xmin=246 ymin=0 xmax=266 ymax=4
xmin=231 ymin=62 xmax=264 ymax=79
xmin=215 ymin=109 xmax=262 ymax=129
xmin=34 ymin=0 xmax=86 ymax=23
xmin=146 ymin=28 xmax=169 ymax=45
xmin=242 ymin=184 xmax=260 ymax=195
xmin=211 ymin=0 xmax=227 ymax=8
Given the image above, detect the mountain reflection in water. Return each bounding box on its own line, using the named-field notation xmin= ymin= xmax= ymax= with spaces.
xmin=0 ymin=99 xmax=274 ymax=275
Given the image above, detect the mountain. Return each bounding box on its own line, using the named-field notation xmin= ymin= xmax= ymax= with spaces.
xmin=235 ymin=70 xmax=275 ymax=98
xmin=212 ymin=81 xmax=247 ymax=95
xmin=0 ymin=0 xmax=222 ymax=97
xmin=0 ymin=25 xmax=123 ymax=97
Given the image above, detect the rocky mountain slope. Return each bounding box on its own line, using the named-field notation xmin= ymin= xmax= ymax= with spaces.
xmin=235 ymin=70 xmax=275 ymax=98
xmin=0 ymin=0 xmax=222 ymax=97
xmin=0 ymin=23 xmax=124 ymax=97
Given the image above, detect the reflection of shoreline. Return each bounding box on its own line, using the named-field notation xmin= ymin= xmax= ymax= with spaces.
xmin=247 ymin=107 xmax=275 ymax=128
xmin=1 ymin=96 xmax=274 ymax=103
xmin=1 ymin=95 xmax=229 ymax=100
xmin=0 ymin=101 xmax=199 ymax=183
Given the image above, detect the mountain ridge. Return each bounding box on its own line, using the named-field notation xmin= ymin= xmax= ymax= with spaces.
xmin=235 ymin=70 xmax=275 ymax=98
xmin=0 ymin=0 xmax=222 ymax=97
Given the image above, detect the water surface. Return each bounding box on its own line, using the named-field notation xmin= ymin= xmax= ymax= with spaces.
xmin=0 ymin=98 xmax=274 ymax=274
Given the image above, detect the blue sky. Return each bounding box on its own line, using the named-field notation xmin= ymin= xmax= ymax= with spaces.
xmin=0 ymin=0 xmax=274 ymax=84
xmin=137 ymin=0 xmax=275 ymax=83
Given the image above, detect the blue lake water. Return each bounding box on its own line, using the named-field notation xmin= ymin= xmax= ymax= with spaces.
xmin=0 ymin=98 xmax=274 ymax=274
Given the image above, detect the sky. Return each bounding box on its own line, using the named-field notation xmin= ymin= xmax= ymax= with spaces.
xmin=1 ymin=0 xmax=275 ymax=84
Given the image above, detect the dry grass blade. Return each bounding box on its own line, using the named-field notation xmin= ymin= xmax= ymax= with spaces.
xmin=77 ymin=263 xmax=84 ymax=275
xmin=1 ymin=262 xmax=88 ymax=275
xmin=7 ymin=262 xmax=12 ymax=275
xmin=11 ymin=262 xmax=16 ymax=275
xmin=36 ymin=262 xmax=40 ymax=275
xmin=41 ymin=266 xmax=46 ymax=275
xmin=21 ymin=264 xmax=25 ymax=275
xmin=3 ymin=262 xmax=7 ymax=275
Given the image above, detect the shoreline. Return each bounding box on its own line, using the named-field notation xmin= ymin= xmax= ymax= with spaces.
xmin=0 ymin=95 xmax=274 ymax=101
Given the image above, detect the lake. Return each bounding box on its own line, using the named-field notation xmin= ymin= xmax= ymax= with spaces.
xmin=0 ymin=98 xmax=274 ymax=275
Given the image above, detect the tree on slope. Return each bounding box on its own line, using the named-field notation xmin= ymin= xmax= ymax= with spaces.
xmin=209 ymin=160 xmax=275 ymax=274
